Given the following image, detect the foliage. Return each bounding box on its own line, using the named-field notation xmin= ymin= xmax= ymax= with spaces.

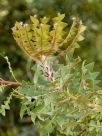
xmin=0 ymin=1 xmax=102 ymax=136
xmin=0 ymin=91 xmax=13 ymax=116
xmin=11 ymin=14 xmax=86 ymax=61
xmin=1 ymin=0 xmax=102 ymax=83
xmin=0 ymin=14 xmax=102 ymax=136
xmin=29 ymin=0 xmax=102 ymax=69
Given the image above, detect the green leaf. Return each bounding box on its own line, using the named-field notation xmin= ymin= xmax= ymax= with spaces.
xmin=53 ymin=14 xmax=65 ymax=22
xmin=31 ymin=113 xmax=36 ymax=124
xmin=30 ymin=15 xmax=39 ymax=27
xmin=18 ymin=83 xmax=36 ymax=97
xmin=20 ymin=104 xmax=27 ymax=119
xmin=33 ymin=64 xmax=41 ymax=85
xmin=85 ymin=62 xmax=95 ymax=72
xmin=11 ymin=14 xmax=102 ymax=136
xmin=40 ymin=17 xmax=50 ymax=24
xmin=0 ymin=92 xmax=13 ymax=116
xmin=77 ymin=35 xmax=85 ymax=41
xmin=79 ymin=24 xmax=87 ymax=33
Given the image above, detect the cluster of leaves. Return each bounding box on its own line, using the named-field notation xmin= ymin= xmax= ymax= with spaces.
xmin=0 ymin=14 xmax=102 ymax=136
xmin=12 ymin=14 xmax=86 ymax=61
xmin=17 ymin=56 xmax=102 ymax=136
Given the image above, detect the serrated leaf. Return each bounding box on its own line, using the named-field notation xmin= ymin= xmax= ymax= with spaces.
xmin=11 ymin=14 xmax=102 ymax=136
xmin=12 ymin=14 xmax=87 ymax=61
xmin=0 ymin=92 xmax=13 ymax=116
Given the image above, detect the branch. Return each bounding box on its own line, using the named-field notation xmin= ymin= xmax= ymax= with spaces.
xmin=0 ymin=80 xmax=21 ymax=87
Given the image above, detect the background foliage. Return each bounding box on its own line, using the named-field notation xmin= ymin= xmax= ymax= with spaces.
xmin=0 ymin=0 xmax=102 ymax=136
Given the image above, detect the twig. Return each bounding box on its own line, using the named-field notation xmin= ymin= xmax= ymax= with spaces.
xmin=0 ymin=80 xmax=21 ymax=87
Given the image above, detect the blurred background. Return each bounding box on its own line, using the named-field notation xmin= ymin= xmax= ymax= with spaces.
xmin=0 ymin=0 xmax=102 ymax=135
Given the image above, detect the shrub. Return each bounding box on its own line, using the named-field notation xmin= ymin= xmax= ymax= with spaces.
xmin=0 ymin=14 xmax=102 ymax=136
